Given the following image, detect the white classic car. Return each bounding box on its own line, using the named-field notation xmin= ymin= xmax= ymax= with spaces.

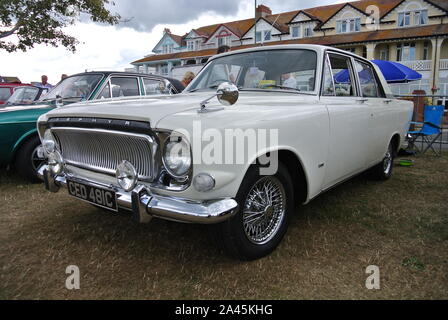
xmin=37 ymin=45 xmax=413 ymax=260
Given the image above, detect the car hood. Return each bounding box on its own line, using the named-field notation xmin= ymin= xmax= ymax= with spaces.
xmin=39 ymin=92 xmax=318 ymax=129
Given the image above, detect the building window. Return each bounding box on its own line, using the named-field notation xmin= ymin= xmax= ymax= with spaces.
xmin=291 ymin=26 xmax=301 ymax=38
xmin=336 ymin=18 xmax=361 ymax=33
xmin=218 ymin=36 xmax=230 ymax=47
xmin=399 ymin=10 xmax=427 ymax=27
xmin=304 ymin=25 xmax=313 ymax=37
xmin=255 ymin=30 xmax=271 ymax=42
xmin=195 ymin=40 xmax=201 ymax=50
xmin=162 ymin=44 xmax=174 ymax=54
xmin=263 ymin=30 xmax=271 ymax=41
xmin=397 ymin=43 xmax=416 ymax=61
xmin=380 ymin=46 xmax=389 ymax=60
xmin=187 ymin=41 xmax=194 ymax=51
xmin=414 ymin=10 xmax=428 ymax=25
xmin=423 ymin=41 xmax=430 ymax=60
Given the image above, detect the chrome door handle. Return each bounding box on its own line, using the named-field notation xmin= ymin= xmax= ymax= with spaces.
xmin=384 ymin=99 xmax=392 ymax=104
xmin=356 ymin=98 xmax=368 ymax=103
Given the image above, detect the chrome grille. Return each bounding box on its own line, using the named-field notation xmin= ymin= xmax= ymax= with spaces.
xmin=51 ymin=127 xmax=154 ymax=180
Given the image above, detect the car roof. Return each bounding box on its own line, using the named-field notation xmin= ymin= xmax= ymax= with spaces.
xmin=65 ymin=71 xmax=185 ymax=92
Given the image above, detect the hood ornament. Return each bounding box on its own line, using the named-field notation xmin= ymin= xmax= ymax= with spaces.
xmin=198 ymin=82 xmax=239 ymax=113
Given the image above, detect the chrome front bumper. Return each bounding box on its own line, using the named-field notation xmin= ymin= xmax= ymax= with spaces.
xmin=38 ymin=165 xmax=238 ymax=224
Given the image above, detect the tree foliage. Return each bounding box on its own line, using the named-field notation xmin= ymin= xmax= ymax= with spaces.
xmin=0 ymin=0 xmax=120 ymax=52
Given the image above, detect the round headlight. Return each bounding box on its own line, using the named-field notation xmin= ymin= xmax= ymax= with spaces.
xmin=42 ymin=129 xmax=56 ymax=154
xmin=116 ymin=160 xmax=138 ymax=192
xmin=48 ymin=151 xmax=64 ymax=175
xmin=163 ymin=137 xmax=191 ymax=178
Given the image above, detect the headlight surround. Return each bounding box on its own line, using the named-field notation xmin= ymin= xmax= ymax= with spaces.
xmin=42 ymin=129 xmax=56 ymax=154
xmin=162 ymin=136 xmax=191 ymax=179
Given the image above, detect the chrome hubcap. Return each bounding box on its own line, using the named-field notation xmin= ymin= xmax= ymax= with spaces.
xmin=242 ymin=176 xmax=286 ymax=245
xmin=383 ymin=146 xmax=392 ymax=174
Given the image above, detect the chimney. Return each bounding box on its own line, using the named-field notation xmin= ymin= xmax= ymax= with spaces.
xmin=256 ymin=5 xmax=272 ymax=19
xmin=163 ymin=28 xmax=171 ymax=35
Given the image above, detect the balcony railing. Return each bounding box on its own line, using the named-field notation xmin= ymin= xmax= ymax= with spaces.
xmin=399 ymin=60 xmax=431 ymax=71
xmin=440 ymin=59 xmax=448 ymax=70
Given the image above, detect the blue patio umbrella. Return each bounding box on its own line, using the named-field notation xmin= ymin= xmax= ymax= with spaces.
xmin=334 ymin=60 xmax=422 ymax=84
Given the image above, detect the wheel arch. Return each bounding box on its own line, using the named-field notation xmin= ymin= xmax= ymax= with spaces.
xmin=11 ymin=129 xmax=39 ymax=163
xmin=389 ymin=132 xmax=401 ymax=156
xmin=247 ymin=147 xmax=310 ymax=205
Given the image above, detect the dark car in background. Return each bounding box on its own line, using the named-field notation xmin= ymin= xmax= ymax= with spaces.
xmin=0 ymin=71 xmax=184 ymax=182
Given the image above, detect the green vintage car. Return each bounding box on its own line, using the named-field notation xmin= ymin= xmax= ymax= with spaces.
xmin=0 ymin=71 xmax=184 ymax=182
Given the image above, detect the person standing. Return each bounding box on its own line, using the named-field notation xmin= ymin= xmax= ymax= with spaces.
xmin=38 ymin=75 xmax=53 ymax=89
xmin=182 ymin=71 xmax=195 ymax=87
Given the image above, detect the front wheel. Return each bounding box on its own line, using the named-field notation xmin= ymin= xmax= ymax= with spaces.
xmin=369 ymin=141 xmax=395 ymax=180
xmin=14 ymin=135 xmax=45 ymax=183
xmin=215 ymin=163 xmax=294 ymax=260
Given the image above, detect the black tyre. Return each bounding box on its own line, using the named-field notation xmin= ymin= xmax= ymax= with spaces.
xmin=14 ymin=135 xmax=44 ymax=183
xmin=215 ymin=163 xmax=294 ymax=260
xmin=369 ymin=141 xmax=395 ymax=180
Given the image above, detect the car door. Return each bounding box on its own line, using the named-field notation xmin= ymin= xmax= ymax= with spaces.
xmin=320 ymin=52 xmax=370 ymax=190
xmin=352 ymin=59 xmax=394 ymax=166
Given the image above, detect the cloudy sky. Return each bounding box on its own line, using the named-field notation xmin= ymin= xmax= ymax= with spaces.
xmin=1 ymin=0 xmax=346 ymax=84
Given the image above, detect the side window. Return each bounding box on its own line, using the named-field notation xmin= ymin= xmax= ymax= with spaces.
xmin=110 ymin=77 xmax=140 ymax=98
xmin=354 ymin=60 xmax=385 ymax=98
xmin=325 ymin=53 xmax=356 ymax=97
xmin=143 ymin=78 xmax=169 ymax=95
xmin=98 ymin=82 xmax=111 ymax=99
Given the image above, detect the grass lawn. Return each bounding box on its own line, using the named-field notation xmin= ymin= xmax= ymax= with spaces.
xmin=0 ymin=154 xmax=447 ymax=299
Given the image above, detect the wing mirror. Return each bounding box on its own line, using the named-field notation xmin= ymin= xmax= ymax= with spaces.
xmin=199 ymin=82 xmax=239 ymax=113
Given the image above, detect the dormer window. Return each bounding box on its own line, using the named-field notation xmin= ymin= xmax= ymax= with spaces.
xmin=291 ymin=26 xmax=301 ymax=38
xmin=303 ymin=24 xmax=313 ymax=37
xmin=255 ymin=30 xmax=271 ymax=42
xmin=398 ymin=9 xmax=428 ymax=27
xmin=162 ymin=44 xmax=173 ymax=54
xmin=336 ymin=18 xmax=361 ymax=33
xmin=414 ymin=10 xmax=428 ymax=25
xmin=187 ymin=41 xmax=194 ymax=51
xmin=218 ymin=36 xmax=230 ymax=47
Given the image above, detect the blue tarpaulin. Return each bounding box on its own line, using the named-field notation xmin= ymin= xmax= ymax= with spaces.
xmin=334 ymin=60 xmax=422 ymax=84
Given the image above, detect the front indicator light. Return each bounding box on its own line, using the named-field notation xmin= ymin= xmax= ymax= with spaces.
xmin=193 ymin=173 xmax=215 ymax=192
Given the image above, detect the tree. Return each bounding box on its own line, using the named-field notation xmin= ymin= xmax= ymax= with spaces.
xmin=0 ymin=0 xmax=120 ymax=52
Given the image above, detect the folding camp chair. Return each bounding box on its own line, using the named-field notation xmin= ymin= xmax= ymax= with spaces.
xmin=407 ymin=105 xmax=444 ymax=156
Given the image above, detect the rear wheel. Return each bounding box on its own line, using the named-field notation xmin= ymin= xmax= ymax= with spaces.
xmin=14 ymin=135 xmax=44 ymax=183
xmin=369 ymin=141 xmax=394 ymax=180
xmin=215 ymin=163 xmax=294 ymax=260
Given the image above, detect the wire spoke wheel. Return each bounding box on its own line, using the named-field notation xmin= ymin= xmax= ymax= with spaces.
xmin=383 ymin=145 xmax=393 ymax=174
xmin=242 ymin=176 xmax=286 ymax=245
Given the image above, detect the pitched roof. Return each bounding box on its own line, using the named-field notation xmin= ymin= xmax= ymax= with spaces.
xmin=133 ymin=23 xmax=447 ymax=65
